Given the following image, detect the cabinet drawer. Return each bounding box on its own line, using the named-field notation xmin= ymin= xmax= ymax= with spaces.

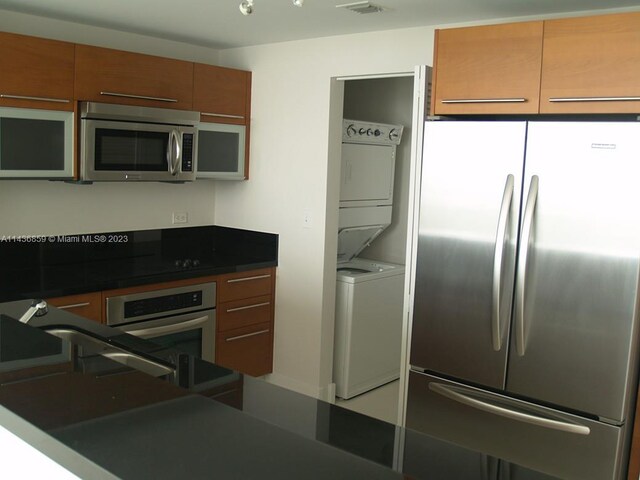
xmin=46 ymin=292 xmax=103 ymax=323
xmin=218 ymin=269 xmax=274 ymax=303
xmin=75 ymin=44 xmax=194 ymax=110
xmin=218 ymin=295 xmax=272 ymax=332
xmin=216 ymin=322 xmax=273 ymax=377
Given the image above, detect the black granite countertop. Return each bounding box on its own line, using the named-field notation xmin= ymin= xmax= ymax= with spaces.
xmin=0 ymin=225 xmax=278 ymax=302
xmin=0 ymin=301 xmax=558 ymax=480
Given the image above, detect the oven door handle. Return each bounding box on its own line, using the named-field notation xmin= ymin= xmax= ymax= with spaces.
xmin=123 ymin=315 xmax=210 ymax=338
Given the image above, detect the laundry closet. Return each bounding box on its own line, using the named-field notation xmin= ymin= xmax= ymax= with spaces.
xmin=332 ymin=75 xmax=416 ymax=420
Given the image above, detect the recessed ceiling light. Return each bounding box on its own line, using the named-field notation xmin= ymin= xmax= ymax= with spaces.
xmin=293 ymin=0 xmax=304 ymax=6
xmin=335 ymin=1 xmax=384 ymax=14
xmin=239 ymin=0 xmax=254 ymax=15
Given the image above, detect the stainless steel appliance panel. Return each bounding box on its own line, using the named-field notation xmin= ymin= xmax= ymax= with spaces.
xmin=119 ymin=309 xmax=215 ymax=363
xmin=506 ymin=122 xmax=640 ymax=422
xmin=411 ymin=121 xmax=526 ymax=389
xmin=406 ymin=371 xmax=624 ymax=480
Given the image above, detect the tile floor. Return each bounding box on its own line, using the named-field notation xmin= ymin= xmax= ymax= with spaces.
xmin=335 ymin=380 xmax=400 ymax=425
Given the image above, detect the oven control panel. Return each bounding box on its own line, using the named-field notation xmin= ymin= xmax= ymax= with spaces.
xmin=124 ymin=290 xmax=203 ymax=320
xmin=106 ymin=282 xmax=216 ymax=326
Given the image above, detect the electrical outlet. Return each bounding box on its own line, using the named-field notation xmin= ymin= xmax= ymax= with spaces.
xmin=172 ymin=212 xmax=188 ymax=224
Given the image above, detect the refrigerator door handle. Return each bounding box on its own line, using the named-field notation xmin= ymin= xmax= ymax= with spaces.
xmin=491 ymin=174 xmax=514 ymax=351
xmin=515 ymin=175 xmax=539 ymax=356
xmin=429 ymin=382 xmax=591 ymax=435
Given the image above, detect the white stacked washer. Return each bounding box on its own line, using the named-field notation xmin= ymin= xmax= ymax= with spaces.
xmin=334 ymin=120 xmax=405 ymax=400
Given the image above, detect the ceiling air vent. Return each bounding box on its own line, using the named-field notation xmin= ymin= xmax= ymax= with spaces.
xmin=336 ymin=1 xmax=385 ymax=14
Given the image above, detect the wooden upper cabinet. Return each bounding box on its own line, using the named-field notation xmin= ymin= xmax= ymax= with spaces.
xmin=193 ymin=63 xmax=251 ymax=125
xmin=540 ymin=12 xmax=640 ymax=114
xmin=74 ymin=44 xmax=194 ymax=110
xmin=432 ymin=21 xmax=543 ymax=115
xmin=0 ymin=32 xmax=74 ymax=111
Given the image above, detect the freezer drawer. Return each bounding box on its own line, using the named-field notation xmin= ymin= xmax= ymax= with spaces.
xmin=406 ymin=371 xmax=625 ymax=480
xmin=402 ymin=428 xmax=560 ymax=480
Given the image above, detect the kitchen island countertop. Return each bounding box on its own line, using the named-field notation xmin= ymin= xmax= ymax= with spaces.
xmin=0 ymin=300 xmax=560 ymax=480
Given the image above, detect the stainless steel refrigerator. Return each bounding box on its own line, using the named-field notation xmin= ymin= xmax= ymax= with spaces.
xmin=406 ymin=121 xmax=640 ymax=480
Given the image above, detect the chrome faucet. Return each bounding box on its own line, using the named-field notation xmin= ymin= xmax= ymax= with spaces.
xmin=18 ymin=299 xmax=49 ymax=324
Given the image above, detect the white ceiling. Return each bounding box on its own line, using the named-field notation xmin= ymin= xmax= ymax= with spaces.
xmin=0 ymin=0 xmax=638 ymax=49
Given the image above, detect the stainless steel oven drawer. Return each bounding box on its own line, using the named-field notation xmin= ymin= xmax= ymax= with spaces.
xmin=405 ymin=371 xmax=625 ymax=480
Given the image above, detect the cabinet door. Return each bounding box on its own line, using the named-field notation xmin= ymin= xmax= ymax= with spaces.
xmin=196 ymin=123 xmax=246 ymax=180
xmin=0 ymin=107 xmax=74 ymax=179
xmin=75 ymin=45 xmax=194 ymax=110
xmin=0 ymin=32 xmax=74 ymax=111
xmin=432 ymin=22 xmax=543 ymax=115
xmin=193 ymin=64 xmax=251 ymax=125
xmin=540 ymin=12 xmax=640 ymax=114
xmin=47 ymin=292 xmax=103 ymax=323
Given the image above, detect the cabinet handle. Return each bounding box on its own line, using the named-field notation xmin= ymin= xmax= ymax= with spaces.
xmin=548 ymin=96 xmax=640 ymax=103
xmin=441 ymin=98 xmax=527 ymax=104
xmin=201 ymin=112 xmax=245 ymax=120
xmin=100 ymin=91 xmax=178 ymax=103
xmin=57 ymin=302 xmax=91 ymax=310
xmin=225 ymin=329 xmax=270 ymax=342
xmin=227 ymin=274 xmax=271 ymax=284
xmin=226 ymin=302 xmax=271 ymax=313
xmin=0 ymin=93 xmax=70 ymax=104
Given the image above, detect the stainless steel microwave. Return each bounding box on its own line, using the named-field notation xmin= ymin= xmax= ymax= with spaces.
xmin=80 ymin=102 xmax=199 ymax=182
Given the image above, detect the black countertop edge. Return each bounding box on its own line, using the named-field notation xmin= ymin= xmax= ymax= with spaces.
xmin=1 ymin=259 xmax=278 ymax=302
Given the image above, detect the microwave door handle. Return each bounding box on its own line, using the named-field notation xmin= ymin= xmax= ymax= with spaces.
xmin=170 ymin=129 xmax=181 ymax=176
xmin=166 ymin=130 xmax=174 ymax=174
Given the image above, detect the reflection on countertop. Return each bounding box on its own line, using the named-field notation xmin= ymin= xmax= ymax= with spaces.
xmin=0 ymin=301 xmax=559 ymax=480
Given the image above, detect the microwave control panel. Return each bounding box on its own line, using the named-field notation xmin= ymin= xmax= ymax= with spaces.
xmin=182 ymin=133 xmax=194 ymax=172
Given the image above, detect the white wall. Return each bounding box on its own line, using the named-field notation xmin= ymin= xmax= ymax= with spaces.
xmin=343 ymin=76 xmax=415 ymax=265
xmin=0 ymin=10 xmax=220 ymax=236
xmin=216 ymin=26 xmax=434 ymax=397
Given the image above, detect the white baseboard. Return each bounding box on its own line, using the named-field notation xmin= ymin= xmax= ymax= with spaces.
xmin=263 ymin=373 xmax=335 ymax=402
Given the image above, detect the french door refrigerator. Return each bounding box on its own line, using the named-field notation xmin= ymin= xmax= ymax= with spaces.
xmin=406 ymin=121 xmax=640 ymax=480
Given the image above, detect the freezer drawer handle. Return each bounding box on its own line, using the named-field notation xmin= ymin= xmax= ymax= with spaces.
xmin=429 ymin=382 xmax=591 ymax=435
xmin=441 ymin=98 xmax=527 ymax=104
xmin=515 ymin=175 xmax=539 ymax=356
xmin=491 ymin=174 xmax=514 ymax=351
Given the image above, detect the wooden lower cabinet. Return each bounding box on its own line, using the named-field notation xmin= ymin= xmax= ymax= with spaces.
xmin=216 ymin=322 xmax=273 ymax=377
xmin=46 ymin=292 xmax=103 ymax=323
xmin=216 ymin=268 xmax=276 ymax=376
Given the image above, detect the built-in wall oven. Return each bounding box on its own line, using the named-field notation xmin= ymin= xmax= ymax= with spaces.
xmin=105 ymin=282 xmax=215 ymax=362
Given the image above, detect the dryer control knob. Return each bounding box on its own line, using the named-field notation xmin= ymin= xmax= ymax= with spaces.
xmin=389 ymin=129 xmax=399 ymax=141
xmin=346 ymin=124 xmax=356 ymax=137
